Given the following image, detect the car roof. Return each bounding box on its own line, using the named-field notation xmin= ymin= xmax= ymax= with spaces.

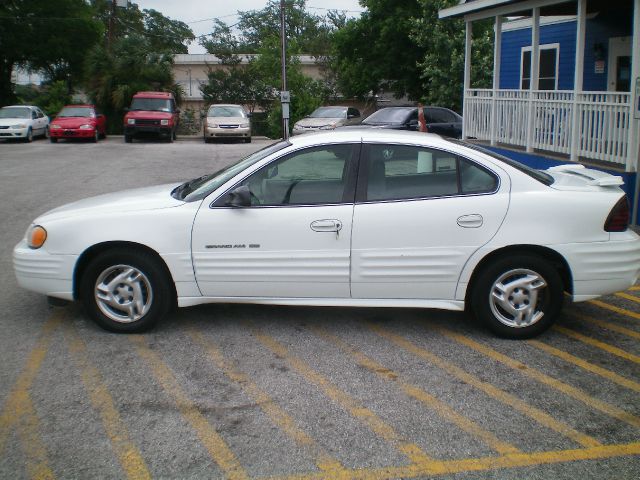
xmin=133 ymin=91 xmax=173 ymax=98
xmin=3 ymin=105 xmax=36 ymax=109
xmin=62 ymin=104 xmax=94 ymax=108
xmin=288 ymin=129 xmax=454 ymax=149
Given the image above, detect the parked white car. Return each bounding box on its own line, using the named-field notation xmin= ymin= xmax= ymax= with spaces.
xmin=204 ymin=104 xmax=251 ymax=143
xmin=13 ymin=130 xmax=640 ymax=337
xmin=292 ymin=106 xmax=361 ymax=135
xmin=0 ymin=105 xmax=49 ymax=142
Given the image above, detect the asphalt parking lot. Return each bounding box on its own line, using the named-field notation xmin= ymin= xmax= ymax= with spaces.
xmin=1 ymin=136 xmax=639 ymax=479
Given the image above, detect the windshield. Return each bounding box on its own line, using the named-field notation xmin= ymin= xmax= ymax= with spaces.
xmin=0 ymin=107 xmax=30 ymax=119
xmin=448 ymin=140 xmax=555 ymax=186
xmin=174 ymin=141 xmax=290 ymax=202
xmin=363 ymin=108 xmax=414 ymax=124
xmin=130 ymin=98 xmax=172 ymax=112
xmin=57 ymin=107 xmax=94 ymax=118
xmin=208 ymin=105 xmax=246 ymax=118
xmin=309 ymin=107 xmax=347 ymax=119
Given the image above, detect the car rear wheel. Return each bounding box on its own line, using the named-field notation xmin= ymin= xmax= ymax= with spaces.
xmin=50 ymin=137 xmax=58 ymax=143
xmin=80 ymin=249 xmax=174 ymax=333
xmin=471 ymin=254 xmax=563 ymax=339
xmin=124 ymin=135 xmax=132 ymax=143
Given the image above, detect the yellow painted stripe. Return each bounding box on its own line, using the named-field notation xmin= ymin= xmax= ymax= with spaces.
xmin=569 ymin=312 xmax=640 ymax=341
xmin=627 ymin=286 xmax=640 ymax=291
xmin=16 ymin=395 xmax=56 ymax=480
xmin=440 ymin=327 xmax=640 ymax=429
xmin=270 ymin=442 xmax=640 ymax=480
xmin=310 ymin=325 xmax=520 ymax=456
xmin=63 ymin=324 xmax=151 ymax=480
xmin=615 ymin=291 xmax=640 ymax=304
xmin=369 ymin=324 xmax=601 ymax=448
xmin=0 ymin=312 xmax=62 ymax=461
xmin=187 ymin=329 xmax=345 ymax=473
xmin=554 ymin=325 xmax=640 ymax=364
xmin=247 ymin=323 xmax=436 ymax=467
xmin=528 ymin=339 xmax=640 ymax=393
xmin=129 ymin=336 xmax=248 ymax=480
xmin=589 ymin=299 xmax=640 ymax=321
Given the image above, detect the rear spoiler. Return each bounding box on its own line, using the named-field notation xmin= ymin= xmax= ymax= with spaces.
xmin=547 ymin=164 xmax=624 ymax=187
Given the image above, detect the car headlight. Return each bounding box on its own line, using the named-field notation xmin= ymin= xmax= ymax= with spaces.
xmin=50 ymin=124 xmax=62 ymax=129
xmin=160 ymin=119 xmax=169 ymax=126
xmin=11 ymin=124 xmax=27 ymax=129
xmin=319 ymin=123 xmax=337 ymax=130
xmin=26 ymin=225 xmax=47 ymax=249
xmin=208 ymin=123 xmax=218 ymax=128
xmin=127 ymin=118 xmax=136 ymax=125
xmin=240 ymin=123 xmax=250 ymax=128
xmin=79 ymin=124 xmax=93 ymax=130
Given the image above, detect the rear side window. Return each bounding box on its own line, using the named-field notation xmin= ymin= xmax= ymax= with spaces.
xmin=362 ymin=144 xmax=498 ymax=202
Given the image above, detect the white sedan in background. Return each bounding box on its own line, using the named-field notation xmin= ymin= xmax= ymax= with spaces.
xmin=0 ymin=105 xmax=49 ymax=142
xmin=13 ymin=130 xmax=640 ymax=337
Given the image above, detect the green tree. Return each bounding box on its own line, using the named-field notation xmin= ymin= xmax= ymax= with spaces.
xmin=15 ymin=81 xmax=72 ymax=117
xmin=412 ymin=0 xmax=493 ymax=112
xmin=84 ymin=35 xmax=182 ymax=133
xmin=330 ymin=0 xmax=424 ymax=101
xmin=0 ymin=0 xmax=102 ymax=105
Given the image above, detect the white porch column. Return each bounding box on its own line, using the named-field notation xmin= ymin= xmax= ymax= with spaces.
xmin=631 ymin=0 xmax=640 ymax=223
xmin=490 ymin=16 xmax=503 ymax=146
xmin=463 ymin=20 xmax=472 ymax=140
xmin=570 ymin=0 xmax=587 ymax=161
xmin=526 ymin=8 xmax=540 ymax=152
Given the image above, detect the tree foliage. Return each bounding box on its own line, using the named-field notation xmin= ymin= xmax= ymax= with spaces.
xmin=0 ymin=0 xmax=102 ymax=105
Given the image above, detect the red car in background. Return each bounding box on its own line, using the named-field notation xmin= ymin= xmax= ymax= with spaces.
xmin=49 ymin=105 xmax=107 ymax=143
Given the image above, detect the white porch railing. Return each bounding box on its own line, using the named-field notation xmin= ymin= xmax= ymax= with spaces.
xmin=464 ymin=89 xmax=632 ymax=166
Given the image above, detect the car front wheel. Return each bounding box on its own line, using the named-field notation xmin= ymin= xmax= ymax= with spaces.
xmin=471 ymin=254 xmax=563 ymax=339
xmin=80 ymin=249 xmax=174 ymax=333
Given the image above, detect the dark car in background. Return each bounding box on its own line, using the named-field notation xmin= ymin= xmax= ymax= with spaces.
xmin=359 ymin=106 xmax=462 ymax=138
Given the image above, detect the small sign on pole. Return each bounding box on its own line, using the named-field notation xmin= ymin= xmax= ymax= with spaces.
xmin=280 ymin=91 xmax=291 ymax=103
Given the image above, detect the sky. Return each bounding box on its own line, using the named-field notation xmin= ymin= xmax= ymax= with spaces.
xmin=134 ymin=1 xmax=365 ymax=53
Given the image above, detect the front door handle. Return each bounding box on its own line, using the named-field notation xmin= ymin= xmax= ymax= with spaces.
xmin=457 ymin=214 xmax=483 ymax=228
xmin=310 ymin=219 xmax=343 ymax=238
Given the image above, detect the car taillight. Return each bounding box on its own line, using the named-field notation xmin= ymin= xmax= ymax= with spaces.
xmin=604 ymin=196 xmax=630 ymax=232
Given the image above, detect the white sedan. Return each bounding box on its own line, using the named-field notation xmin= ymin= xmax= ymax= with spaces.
xmin=0 ymin=105 xmax=49 ymax=142
xmin=13 ymin=130 xmax=640 ymax=337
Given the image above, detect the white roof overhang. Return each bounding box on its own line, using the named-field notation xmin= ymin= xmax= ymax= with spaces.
xmin=439 ymin=0 xmax=576 ymax=21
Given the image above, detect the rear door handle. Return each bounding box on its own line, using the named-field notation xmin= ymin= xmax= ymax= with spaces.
xmin=457 ymin=214 xmax=483 ymax=228
xmin=310 ymin=219 xmax=343 ymax=238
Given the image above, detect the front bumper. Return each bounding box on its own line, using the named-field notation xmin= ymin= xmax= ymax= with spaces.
xmin=204 ymin=126 xmax=251 ymax=139
xmin=13 ymin=240 xmax=77 ymax=301
xmin=49 ymin=127 xmax=95 ymax=139
xmin=125 ymin=125 xmax=173 ymax=138
xmin=0 ymin=126 xmax=29 ymax=138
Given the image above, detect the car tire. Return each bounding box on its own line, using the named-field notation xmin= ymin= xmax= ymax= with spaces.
xmin=50 ymin=137 xmax=58 ymax=143
xmin=25 ymin=128 xmax=33 ymax=143
xmin=124 ymin=135 xmax=132 ymax=143
xmin=92 ymin=130 xmax=98 ymax=143
xmin=245 ymin=137 xmax=252 ymax=143
xmin=44 ymin=126 xmax=49 ymax=139
xmin=80 ymin=249 xmax=174 ymax=333
xmin=471 ymin=254 xmax=563 ymax=339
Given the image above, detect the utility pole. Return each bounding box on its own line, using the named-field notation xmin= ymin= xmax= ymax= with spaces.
xmin=107 ymin=0 xmax=116 ymax=52
xmin=280 ymin=0 xmax=290 ymax=139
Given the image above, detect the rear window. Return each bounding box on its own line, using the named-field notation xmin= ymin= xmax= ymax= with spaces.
xmin=448 ymin=140 xmax=554 ymax=186
xmin=363 ymin=108 xmax=415 ymax=124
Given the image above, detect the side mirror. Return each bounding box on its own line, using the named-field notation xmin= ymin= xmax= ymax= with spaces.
xmin=408 ymin=119 xmax=419 ymax=130
xmin=226 ymin=185 xmax=252 ymax=207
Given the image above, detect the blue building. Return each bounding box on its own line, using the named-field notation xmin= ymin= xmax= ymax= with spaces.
xmin=439 ymin=0 xmax=640 ymax=218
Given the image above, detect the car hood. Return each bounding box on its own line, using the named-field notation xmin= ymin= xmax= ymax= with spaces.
xmin=295 ymin=117 xmax=344 ymax=128
xmin=37 ymin=183 xmax=185 ymax=223
xmin=126 ymin=110 xmax=173 ymax=120
xmin=207 ymin=116 xmax=248 ymax=125
xmin=52 ymin=117 xmax=94 ymax=128
xmin=0 ymin=118 xmax=30 ymax=126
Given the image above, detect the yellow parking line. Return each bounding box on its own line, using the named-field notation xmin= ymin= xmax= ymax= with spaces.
xmin=16 ymin=395 xmax=56 ymax=480
xmin=588 ymin=299 xmax=640 ymax=321
xmin=627 ymin=286 xmax=640 ymax=291
xmin=129 ymin=336 xmax=248 ymax=480
xmin=615 ymin=292 xmax=640 ymax=304
xmin=63 ymin=324 xmax=151 ymax=480
xmin=268 ymin=442 xmax=640 ymax=480
xmin=188 ymin=329 xmax=345 ymax=473
xmin=528 ymin=339 xmax=640 ymax=393
xmin=310 ymin=325 xmax=520 ymax=456
xmin=246 ymin=322 xmax=437 ymax=468
xmin=439 ymin=328 xmax=640 ymax=429
xmin=0 ymin=311 xmax=62 ymax=461
xmin=554 ymin=325 xmax=640 ymax=364
xmin=568 ymin=312 xmax=640 ymax=341
xmin=369 ymin=324 xmax=601 ymax=448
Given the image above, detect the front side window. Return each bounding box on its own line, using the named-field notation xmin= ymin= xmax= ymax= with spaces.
xmin=363 ymin=144 xmax=498 ymax=202
xmin=238 ymin=144 xmax=357 ymax=206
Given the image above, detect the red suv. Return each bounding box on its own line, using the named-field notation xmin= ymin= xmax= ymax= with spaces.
xmin=123 ymin=92 xmax=179 ymax=143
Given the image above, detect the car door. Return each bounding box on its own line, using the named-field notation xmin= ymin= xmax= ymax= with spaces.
xmin=351 ymin=143 xmax=510 ymax=301
xmin=191 ymin=143 xmax=359 ymax=298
